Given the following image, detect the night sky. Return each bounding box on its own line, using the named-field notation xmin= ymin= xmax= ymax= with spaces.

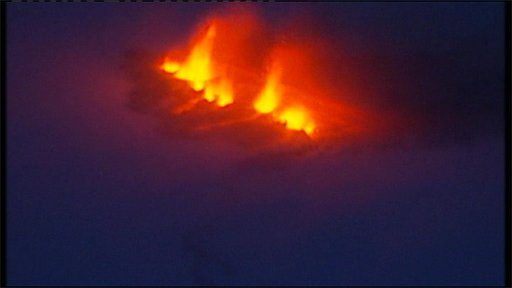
xmin=7 ymin=3 xmax=505 ymax=286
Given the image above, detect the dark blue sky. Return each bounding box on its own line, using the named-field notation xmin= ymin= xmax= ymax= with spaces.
xmin=7 ymin=3 xmax=505 ymax=286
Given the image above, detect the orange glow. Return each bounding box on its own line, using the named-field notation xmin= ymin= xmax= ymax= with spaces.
xmin=161 ymin=24 xmax=236 ymax=108
xmin=254 ymin=65 xmax=282 ymax=114
xmin=173 ymin=25 xmax=217 ymax=91
xmin=161 ymin=60 xmax=180 ymax=74
xmin=204 ymin=78 xmax=234 ymax=107
xmin=159 ymin=21 xmax=320 ymax=136
xmin=276 ymin=106 xmax=315 ymax=135
xmin=253 ymin=63 xmax=315 ymax=135
xmin=155 ymin=14 xmax=377 ymax=141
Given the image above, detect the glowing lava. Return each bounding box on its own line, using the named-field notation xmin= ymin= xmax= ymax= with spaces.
xmin=276 ymin=106 xmax=315 ymax=135
xmin=204 ymin=77 xmax=234 ymax=107
xmin=161 ymin=61 xmax=180 ymax=74
xmin=161 ymin=25 xmax=234 ymax=105
xmin=174 ymin=25 xmax=216 ymax=91
xmin=254 ymin=65 xmax=282 ymax=114
xmin=160 ymin=20 xmax=321 ymax=136
xmin=253 ymin=64 xmax=316 ymax=135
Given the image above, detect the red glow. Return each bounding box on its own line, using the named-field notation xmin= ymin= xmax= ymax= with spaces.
xmin=155 ymin=8 xmax=383 ymax=144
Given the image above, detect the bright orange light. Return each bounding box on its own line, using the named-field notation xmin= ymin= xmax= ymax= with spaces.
xmin=277 ymin=106 xmax=315 ymax=135
xmin=161 ymin=24 xmax=236 ymax=108
xmin=173 ymin=25 xmax=217 ymax=91
xmin=203 ymin=78 xmax=234 ymax=107
xmin=158 ymin=19 xmax=327 ymax=138
xmin=254 ymin=66 xmax=281 ymax=114
xmin=161 ymin=60 xmax=180 ymax=74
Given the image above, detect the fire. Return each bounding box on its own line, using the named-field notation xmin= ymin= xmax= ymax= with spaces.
xmin=174 ymin=25 xmax=216 ymax=92
xmin=276 ymin=106 xmax=315 ymax=135
xmin=254 ymin=65 xmax=282 ymax=114
xmin=160 ymin=24 xmax=236 ymax=109
xmin=161 ymin=60 xmax=180 ymax=74
xmin=253 ymin=64 xmax=316 ymax=135
xmin=158 ymin=17 xmax=333 ymax=138
xmin=204 ymin=77 xmax=234 ymax=107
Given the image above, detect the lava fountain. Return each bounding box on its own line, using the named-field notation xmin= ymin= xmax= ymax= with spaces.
xmin=133 ymin=8 xmax=386 ymax=149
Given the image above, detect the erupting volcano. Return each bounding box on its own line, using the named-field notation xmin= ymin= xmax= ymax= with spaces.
xmin=160 ymin=20 xmax=317 ymax=136
xmin=132 ymin=8 xmax=383 ymax=148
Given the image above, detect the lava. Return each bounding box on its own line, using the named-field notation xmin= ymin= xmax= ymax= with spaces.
xmin=173 ymin=25 xmax=216 ymax=92
xmin=155 ymin=12 xmax=376 ymax=140
xmin=254 ymin=64 xmax=282 ymax=114
xmin=161 ymin=25 xmax=234 ymax=107
xmin=204 ymin=77 xmax=234 ymax=107
xmin=276 ymin=106 xmax=315 ymax=135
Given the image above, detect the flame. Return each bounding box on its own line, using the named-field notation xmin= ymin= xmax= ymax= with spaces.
xmin=171 ymin=25 xmax=217 ymax=92
xmin=276 ymin=106 xmax=315 ymax=135
xmin=204 ymin=77 xmax=234 ymax=107
xmin=254 ymin=65 xmax=282 ymax=114
xmin=157 ymin=18 xmax=339 ymax=138
xmin=161 ymin=24 xmax=236 ymax=109
xmin=160 ymin=28 xmax=318 ymax=136
xmin=161 ymin=60 xmax=180 ymax=74
xmin=177 ymin=25 xmax=216 ymax=92
xmin=253 ymin=64 xmax=315 ymax=135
